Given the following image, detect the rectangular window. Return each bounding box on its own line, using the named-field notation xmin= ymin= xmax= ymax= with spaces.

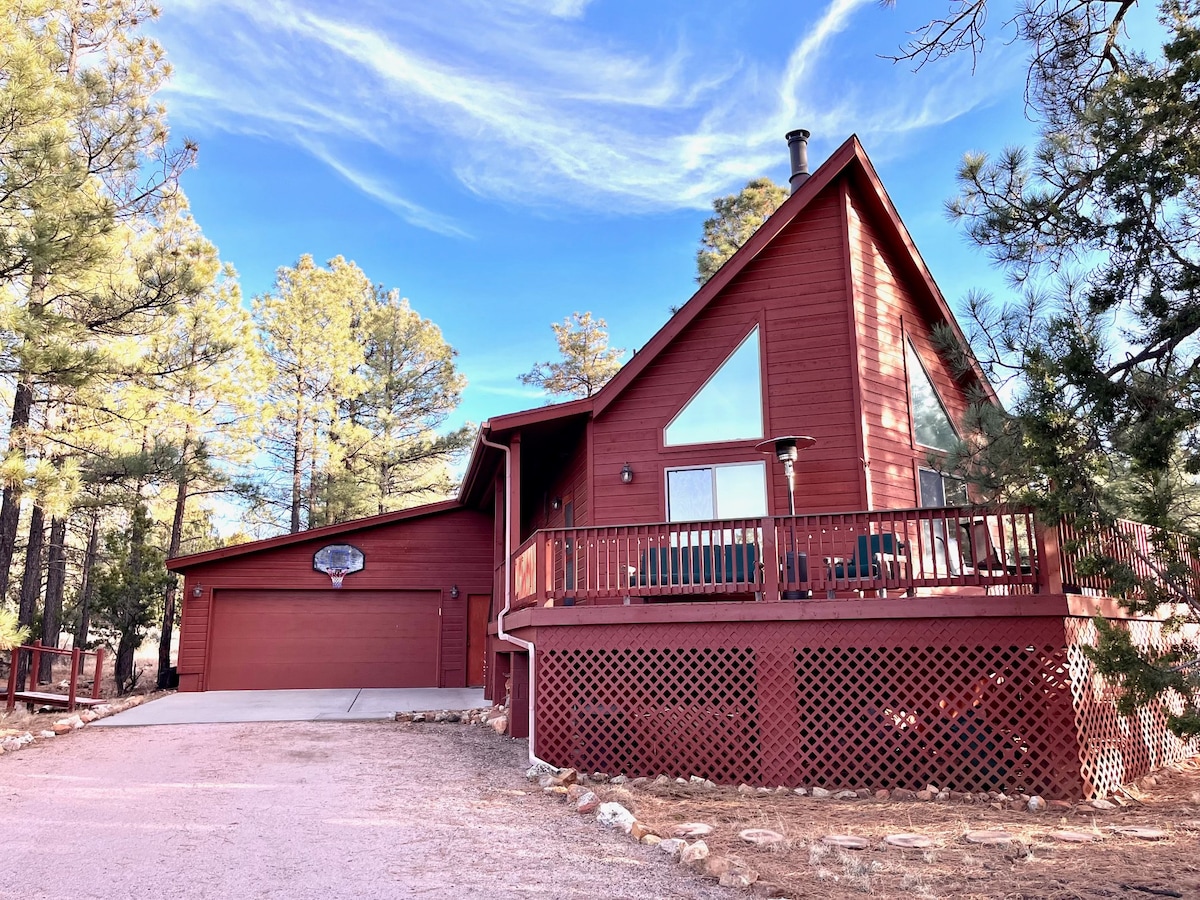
xmin=918 ymin=467 xmax=967 ymax=508
xmin=667 ymin=462 xmax=767 ymax=522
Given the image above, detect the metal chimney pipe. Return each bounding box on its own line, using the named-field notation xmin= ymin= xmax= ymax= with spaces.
xmin=786 ymin=129 xmax=811 ymax=192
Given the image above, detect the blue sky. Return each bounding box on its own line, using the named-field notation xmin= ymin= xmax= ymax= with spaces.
xmin=149 ymin=0 xmax=1046 ymax=431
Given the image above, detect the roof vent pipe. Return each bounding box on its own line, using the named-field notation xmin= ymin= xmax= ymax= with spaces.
xmin=786 ymin=129 xmax=811 ymax=192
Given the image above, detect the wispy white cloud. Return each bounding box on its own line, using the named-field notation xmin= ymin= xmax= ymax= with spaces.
xmin=155 ymin=0 xmax=1016 ymax=229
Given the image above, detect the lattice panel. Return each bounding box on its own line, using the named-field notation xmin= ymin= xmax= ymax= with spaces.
xmin=1065 ymin=618 xmax=1200 ymax=798
xmin=535 ymin=617 xmax=1088 ymax=798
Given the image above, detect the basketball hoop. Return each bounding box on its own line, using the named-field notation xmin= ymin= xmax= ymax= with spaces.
xmin=313 ymin=543 xmax=365 ymax=589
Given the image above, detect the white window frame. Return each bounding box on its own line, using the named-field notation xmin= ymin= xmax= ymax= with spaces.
xmin=663 ymin=327 xmax=764 ymax=447
xmin=665 ymin=461 xmax=768 ymax=523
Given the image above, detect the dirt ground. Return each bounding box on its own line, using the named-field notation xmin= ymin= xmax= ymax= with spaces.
xmin=4 ymin=681 xmax=1199 ymax=899
xmin=558 ymin=760 xmax=1200 ymax=899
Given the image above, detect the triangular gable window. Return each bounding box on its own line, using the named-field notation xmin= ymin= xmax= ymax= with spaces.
xmin=906 ymin=338 xmax=957 ymax=451
xmin=664 ymin=327 xmax=763 ymax=446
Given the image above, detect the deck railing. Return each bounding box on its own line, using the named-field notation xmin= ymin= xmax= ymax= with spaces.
xmin=510 ymin=505 xmax=1047 ymax=609
xmin=1058 ymin=517 xmax=1200 ymax=602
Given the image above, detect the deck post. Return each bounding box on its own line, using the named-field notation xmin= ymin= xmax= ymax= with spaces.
xmin=68 ymin=647 xmax=79 ymax=710
xmin=534 ymin=531 xmax=549 ymax=604
xmin=29 ymin=640 xmax=41 ymax=690
xmin=1035 ymin=519 xmax=1064 ymax=595
xmin=92 ymin=647 xmax=104 ymax=699
xmin=761 ymin=517 xmax=781 ymax=601
xmin=5 ymin=647 xmax=19 ymax=711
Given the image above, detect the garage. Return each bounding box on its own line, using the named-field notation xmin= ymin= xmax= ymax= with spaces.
xmin=205 ymin=589 xmax=440 ymax=691
xmin=167 ymin=502 xmax=495 ymax=693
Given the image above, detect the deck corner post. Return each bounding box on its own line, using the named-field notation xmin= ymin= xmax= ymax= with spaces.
xmin=1035 ymin=517 xmax=1064 ymax=595
xmin=761 ymin=517 xmax=781 ymax=602
xmin=535 ymin=531 xmax=550 ymax=603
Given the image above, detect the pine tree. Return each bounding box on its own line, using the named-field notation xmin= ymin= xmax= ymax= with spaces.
xmin=520 ymin=312 xmax=625 ymax=400
xmin=695 ymin=178 xmax=789 ymax=285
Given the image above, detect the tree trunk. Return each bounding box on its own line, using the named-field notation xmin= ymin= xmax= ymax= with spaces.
xmin=38 ymin=515 xmax=67 ymax=684
xmin=15 ymin=503 xmax=45 ymax=688
xmin=115 ymin=631 xmax=137 ymax=694
xmin=291 ymin=419 xmax=303 ymax=534
xmin=157 ymin=433 xmax=190 ymax=688
xmin=0 ymin=382 xmax=33 ymax=602
xmin=74 ymin=514 xmax=99 ymax=652
xmin=0 ymin=273 xmax=46 ymax=600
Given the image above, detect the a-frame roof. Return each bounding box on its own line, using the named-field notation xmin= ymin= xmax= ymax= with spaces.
xmin=464 ymin=134 xmax=993 ymax=470
xmin=593 ymin=133 xmax=994 ymax=414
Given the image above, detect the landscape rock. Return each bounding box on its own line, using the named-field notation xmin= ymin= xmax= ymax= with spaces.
xmin=410 ymin=712 xmax=426 ymax=724
xmin=543 ymin=786 xmax=569 ymax=798
xmin=653 ymin=775 xmax=672 ymax=786
xmin=631 ymin=777 xmax=650 ymax=787
xmin=737 ymin=784 xmax=756 ymax=796
xmin=80 ymin=710 xmax=98 ymax=723
xmin=680 ymin=840 xmax=709 ymax=865
xmin=565 ymin=784 xmax=589 ymax=803
xmin=1049 ymin=799 xmax=1074 ymax=811
xmin=630 ymin=821 xmax=653 ymax=840
xmin=793 ymin=787 xmax=808 ymax=796
xmin=527 ymin=761 xmax=558 ymax=779
xmin=916 ymin=790 xmax=934 ymax=801
xmin=1028 ymin=796 xmax=1047 ymax=812
xmin=1091 ymin=798 xmax=1117 ymax=811
xmin=892 ymin=788 xmax=917 ymax=801
xmin=658 ymin=838 xmax=686 ymax=858
xmin=926 ymin=783 xmax=940 ymax=793
xmin=590 ymin=773 xmax=610 ymax=783
xmin=874 ymin=789 xmax=890 ymax=800
xmin=37 ymin=730 xmax=56 ymax=739
xmin=548 ymin=768 xmax=578 ymax=788
xmin=575 ymin=791 xmax=600 ymax=814
xmin=720 ymin=870 xmax=758 ymax=888
xmin=701 ymin=856 xmax=733 ymax=879
xmin=810 ymin=787 xmax=831 ymax=799
xmin=610 ymin=775 xmax=629 ymax=785
xmin=641 ymin=834 xmax=662 ymax=847
xmin=596 ymin=802 xmax=636 ymax=833
xmin=936 ymin=791 xmax=950 ymax=801
xmin=833 ymin=790 xmax=857 ymax=800
xmin=489 ymin=715 xmax=507 ymax=734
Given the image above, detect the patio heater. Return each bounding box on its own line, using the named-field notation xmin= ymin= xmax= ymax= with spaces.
xmin=756 ymin=435 xmax=816 ymax=598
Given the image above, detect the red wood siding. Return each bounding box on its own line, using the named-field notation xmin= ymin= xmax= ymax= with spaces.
xmin=846 ymin=179 xmax=975 ymax=509
xmin=591 ymin=183 xmax=864 ymax=523
xmin=176 ymin=507 xmax=492 ymax=691
xmin=207 ymin=589 xmax=439 ymax=690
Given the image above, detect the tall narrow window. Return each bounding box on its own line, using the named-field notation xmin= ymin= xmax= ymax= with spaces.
xmin=664 ymin=328 xmax=764 ymax=446
xmin=905 ymin=339 xmax=957 ymax=450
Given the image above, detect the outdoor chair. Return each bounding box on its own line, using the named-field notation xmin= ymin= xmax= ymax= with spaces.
xmin=827 ymin=533 xmax=905 ymax=597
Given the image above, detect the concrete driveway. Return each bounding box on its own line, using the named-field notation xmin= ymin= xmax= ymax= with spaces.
xmin=92 ymin=687 xmax=486 ymax=726
xmin=0 ymin=720 xmax=727 ymax=900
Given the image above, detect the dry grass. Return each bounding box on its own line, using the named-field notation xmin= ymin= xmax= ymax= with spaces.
xmin=567 ymin=763 xmax=1200 ymax=899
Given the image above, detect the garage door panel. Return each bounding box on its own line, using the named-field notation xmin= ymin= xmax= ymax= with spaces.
xmin=208 ymin=590 xmax=439 ymax=690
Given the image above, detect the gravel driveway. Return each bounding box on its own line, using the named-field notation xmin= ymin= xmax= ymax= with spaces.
xmin=0 ymin=721 xmax=728 ymax=900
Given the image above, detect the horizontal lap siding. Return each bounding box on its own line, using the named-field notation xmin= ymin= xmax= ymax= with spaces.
xmin=176 ymin=507 xmax=493 ymax=690
xmin=593 ymin=185 xmax=863 ymax=523
xmin=848 ymin=182 xmax=973 ymax=510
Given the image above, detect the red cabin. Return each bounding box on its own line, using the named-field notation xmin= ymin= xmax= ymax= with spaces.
xmin=168 ymin=133 xmax=1200 ymax=799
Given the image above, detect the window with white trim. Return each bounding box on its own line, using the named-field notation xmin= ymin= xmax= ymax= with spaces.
xmin=905 ymin=338 xmax=958 ymax=451
xmin=664 ymin=328 xmax=764 ymax=446
xmin=666 ymin=461 xmax=767 ymax=522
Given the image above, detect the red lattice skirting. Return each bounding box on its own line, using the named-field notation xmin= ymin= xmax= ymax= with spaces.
xmin=533 ymin=617 xmax=1196 ymax=799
